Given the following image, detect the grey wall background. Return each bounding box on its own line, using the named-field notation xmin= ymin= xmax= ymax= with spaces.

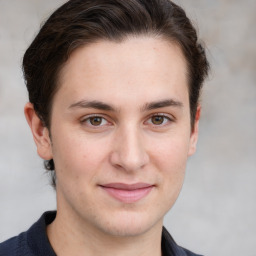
xmin=0 ymin=0 xmax=255 ymax=255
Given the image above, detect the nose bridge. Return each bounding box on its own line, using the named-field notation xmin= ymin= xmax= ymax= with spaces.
xmin=111 ymin=123 xmax=149 ymax=172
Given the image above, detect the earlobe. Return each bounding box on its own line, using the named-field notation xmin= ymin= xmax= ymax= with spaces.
xmin=24 ymin=102 xmax=53 ymax=160
xmin=188 ymin=106 xmax=201 ymax=156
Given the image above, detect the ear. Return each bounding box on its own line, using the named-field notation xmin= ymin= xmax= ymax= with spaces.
xmin=24 ymin=102 xmax=53 ymax=160
xmin=188 ymin=105 xmax=201 ymax=156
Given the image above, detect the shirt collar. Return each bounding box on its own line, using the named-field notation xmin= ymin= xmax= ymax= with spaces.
xmin=27 ymin=211 xmax=194 ymax=256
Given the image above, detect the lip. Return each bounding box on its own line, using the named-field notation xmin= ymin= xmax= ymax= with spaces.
xmin=99 ymin=183 xmax=154 ymax=203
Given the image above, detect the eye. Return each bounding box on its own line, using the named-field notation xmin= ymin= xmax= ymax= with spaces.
xmin=81 ymin=115 xmax=109 ymax=127
xmin=89 ymin=116 xmax=104 ymax=126
xmin=146 ymin=114 xmax=172 ymax=126
xmin=151 ymin=115 xmax=165 ymax=125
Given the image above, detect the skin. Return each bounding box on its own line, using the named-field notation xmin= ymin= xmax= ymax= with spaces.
xmin=25 ymin=36 xmax=200 ymax=256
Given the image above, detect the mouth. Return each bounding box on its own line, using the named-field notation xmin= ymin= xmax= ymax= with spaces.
xmin=99 ymin=183 xmax=154 ymax=203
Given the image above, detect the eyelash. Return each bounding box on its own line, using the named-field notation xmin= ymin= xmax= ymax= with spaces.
xmin=80 ymin=113 xmax=174 ymax=128
xmin=80 ymin=114 xmax=111 ymax=127
xmin=145 ymin=113 xmax=174 ymax=127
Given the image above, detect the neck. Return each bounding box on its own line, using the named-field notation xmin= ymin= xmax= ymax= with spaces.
xmin=47 ymin=209 xmax=163 ymax=256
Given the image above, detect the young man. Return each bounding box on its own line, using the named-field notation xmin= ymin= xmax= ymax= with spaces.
xmin=0 ymin=0 xmax=209 ymax=255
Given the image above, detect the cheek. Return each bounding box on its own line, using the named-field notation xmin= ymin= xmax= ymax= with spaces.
xmin=51 ymin=130 xmax=109 ymax=184
xmin=150 ymin=134 xmax=190 ymax=192
xmin=150 ymin=134 xmax=190 ymax=169
xmin=153 ymin=139 xmax=189 ymax=204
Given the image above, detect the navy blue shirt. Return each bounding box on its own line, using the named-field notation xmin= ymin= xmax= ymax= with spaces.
xmin=0 ymin=211 xmax=202 ymax=256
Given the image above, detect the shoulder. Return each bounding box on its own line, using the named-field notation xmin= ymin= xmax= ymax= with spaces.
xmin=162 ymin=227 xmax=204 ymax=256
xmin=0 ymin=211 xmax=56 ymax=256
xmin=0 ymin=232 xmax=30 ymax=256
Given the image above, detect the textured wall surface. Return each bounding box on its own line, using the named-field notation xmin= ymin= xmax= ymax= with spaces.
xmin=0 ymin=1 xmax=255 ymax=255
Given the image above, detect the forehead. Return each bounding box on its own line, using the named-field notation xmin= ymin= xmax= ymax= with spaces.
xmin=55 ymin=36 xmax=189 ymax=108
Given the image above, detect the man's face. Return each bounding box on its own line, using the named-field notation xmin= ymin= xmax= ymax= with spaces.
xmin=41 ymin=36 xmax=199 ymax=236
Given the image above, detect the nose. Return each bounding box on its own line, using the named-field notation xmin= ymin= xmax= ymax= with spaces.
xmin=110 ymin=125 xmax=149 ymax=172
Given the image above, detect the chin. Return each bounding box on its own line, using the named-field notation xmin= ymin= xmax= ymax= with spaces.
xmin=97 ymin=210 xmax=162 ymax=237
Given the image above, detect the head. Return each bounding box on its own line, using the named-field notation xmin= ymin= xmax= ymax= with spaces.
xmin=23 ymin=0 xmax=209 ymax=237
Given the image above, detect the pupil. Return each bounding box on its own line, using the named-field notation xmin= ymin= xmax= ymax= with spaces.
xmin=90 ymin=117 xmax=102 ymax=126
xmin=152 ymin=116 xmax=163 ymax=125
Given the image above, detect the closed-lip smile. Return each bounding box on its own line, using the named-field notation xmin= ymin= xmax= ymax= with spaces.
xmin=99 ymin=183 xmax=154 ymax=203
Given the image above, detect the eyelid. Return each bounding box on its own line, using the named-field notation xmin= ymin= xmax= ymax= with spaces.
xmin=144 ymin=113 xmax=175 ymax=126
xmin=79 ymin=112 xmax=174 ymax=128
xmin=80 ymin=114 xmax=112 ymax=127
xmin=80 ymin=113 xmax=104 ymax=121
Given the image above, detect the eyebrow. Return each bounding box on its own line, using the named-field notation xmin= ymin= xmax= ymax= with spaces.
xmin=69 ymin=100 xmax=115 ymax=111
xmin=141 ymin=99 xmax=183 ymax=111
xmin=68 ymin=98 xmax=183 ymax=112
